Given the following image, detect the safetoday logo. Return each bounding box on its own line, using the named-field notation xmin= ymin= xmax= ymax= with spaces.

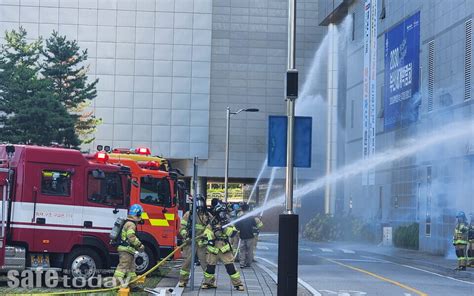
xmin=7 ymin=270 xmax=131 ymax=289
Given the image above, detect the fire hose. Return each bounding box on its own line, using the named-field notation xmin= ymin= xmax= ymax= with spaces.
xmin=31 ymin=240 xmax=191 ymax=296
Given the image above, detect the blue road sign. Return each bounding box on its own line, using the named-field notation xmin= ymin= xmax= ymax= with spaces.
xmin=268 ymin=116 xmax=312 ymax=168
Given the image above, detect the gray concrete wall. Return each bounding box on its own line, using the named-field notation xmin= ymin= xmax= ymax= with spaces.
xmin=178 ymin=0 xmax=326 ymax=180
xmin=0 ymin=0 xmax=326 ymax=183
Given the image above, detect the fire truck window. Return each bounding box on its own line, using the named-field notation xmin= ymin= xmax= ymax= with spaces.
xmin=87 ymin=172 xmax=124 ymax=206
xmin=41 ymin=170 xmax=71 ymax=197
xmin=140 ymin=177 xmax=171 ymax=207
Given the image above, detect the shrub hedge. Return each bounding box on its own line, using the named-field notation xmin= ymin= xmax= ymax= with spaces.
xmin=393 ymin=223 xmax=419 ymax=250
xmin=303 ymin=214 xmax=375 ymax=242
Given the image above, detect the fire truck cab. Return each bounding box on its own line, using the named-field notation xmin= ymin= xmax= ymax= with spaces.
xmin=0 ymin=145 xmax=131 ymax=280
xmin=92 ymin=147 xmax=185 ymax=273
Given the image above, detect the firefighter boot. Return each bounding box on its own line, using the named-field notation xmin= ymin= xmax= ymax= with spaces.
xmin=235 ymin=284 xmax=245 ymax=291
xmin=178 ymin=281 xmax=187 ymax=288
xmin=201 ymin=282 xmax=217 ymax=289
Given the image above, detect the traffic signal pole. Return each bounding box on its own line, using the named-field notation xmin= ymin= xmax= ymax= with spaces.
xmin=278 ymin=0 xmax=298 ymax=295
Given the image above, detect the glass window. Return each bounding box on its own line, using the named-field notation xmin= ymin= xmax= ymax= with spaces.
xmin=87 ymin=171 xmax=124 ymax=206
xmin=140 ymin=177 xmax=171 ymax=207
xmin=41 ymin=170 xmax=71 ymax=197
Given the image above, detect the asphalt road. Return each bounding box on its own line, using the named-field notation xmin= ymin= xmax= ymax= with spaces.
xmin=255 ymin=234 xmax=474 ymax=296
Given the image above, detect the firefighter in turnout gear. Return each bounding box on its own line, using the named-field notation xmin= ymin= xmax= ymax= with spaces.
xmin=468 ymin=214 xmax=474 ymax=267
xmin=202 ymin=203 xmax=244 ymax=291
xmin=113 ymin=204 xmax=145 ymax=286
xmin=453 ymin=211 xmax=469 ymax=270
xmin=178 ymin=196 xmax=211 ymax=287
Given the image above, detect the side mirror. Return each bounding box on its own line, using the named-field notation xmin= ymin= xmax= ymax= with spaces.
xmin=92 ymin=169 xmax=105 ymax=179
xmin=131 ymin=179 xmax=139 ymax=188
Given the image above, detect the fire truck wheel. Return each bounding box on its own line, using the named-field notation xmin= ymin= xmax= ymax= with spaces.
xmin=135 ymin=245 xmax=156 ymax=274
xmin=66 ymin=247 xmax=102 ymax=281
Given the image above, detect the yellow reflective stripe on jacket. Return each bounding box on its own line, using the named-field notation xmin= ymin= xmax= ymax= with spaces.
xmin=224 ymin=226 xmax=236 ymax=237
xmin=204 ymin=227 xmax=215 ymax=241
xmin=207 ymin=245 xmax=219 ymax=254
xmin=219 ymin=244 xmax=231 ymax=253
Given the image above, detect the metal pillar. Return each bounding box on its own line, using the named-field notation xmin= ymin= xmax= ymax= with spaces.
xmin=278 ymin=0 xmax=298 ymax=295
xmin=224 ymin=107 xmax=230 ymax=202
xmin=325 ymin=23 xmax=338 ymax=215
xmin=189 ymin=156 xmax=198 ymax=290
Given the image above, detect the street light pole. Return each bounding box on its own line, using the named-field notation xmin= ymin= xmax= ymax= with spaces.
xmin=278 ymin=0 xmax=298 ymax=295
xmin=224 ymin=107 xmax=259 ymax=203
xmin=224 ymin=107 xmax=231 ymax=203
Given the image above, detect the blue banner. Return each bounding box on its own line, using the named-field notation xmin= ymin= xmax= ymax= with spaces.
xmin=384 ymin=12 xmax=421 ymax=131
xmin=268 ymin=116 xmax=312 ymax=168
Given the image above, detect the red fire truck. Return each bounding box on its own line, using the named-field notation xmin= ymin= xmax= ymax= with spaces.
xmin=0 ymin=145 xmax=131 ymax=280
xmin=88 ymin=147 xmax=186 ymax=273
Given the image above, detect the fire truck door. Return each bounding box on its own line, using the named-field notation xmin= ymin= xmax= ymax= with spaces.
xmin=0 ymin=171 xmax=9 ymax=266
xmin=26 ymin=163 xmax=76 ymax=253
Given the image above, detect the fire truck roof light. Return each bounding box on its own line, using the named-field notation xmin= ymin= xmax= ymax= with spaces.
xmin=136 ymin=147 xmax=151 ymax=155
xmin=95 ymin=152 xmax=109 ymax=163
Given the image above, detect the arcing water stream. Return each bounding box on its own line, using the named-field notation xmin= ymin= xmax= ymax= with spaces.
xmin=234 ymin=16 xmax=351 ymax=223
xmin=224 ymin=119 xmax=474 ymax=228
xmin=260 ymin=167 xmax=277 ymax=216
xmin=246 ymin=160 xmax=267 ymax=205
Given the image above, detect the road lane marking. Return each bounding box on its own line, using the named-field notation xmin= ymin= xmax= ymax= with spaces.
xmin=324 ymin=258 xmax=428 ymax=296
xmin=400 ymin=264 xmax=474 ymax=286
xmin=320 ymin=248 xmax=333 ymax=252
xmin=340 ymin=249 xmax=355 ymax=254
xmin=259 ymin=233 xmax=278 ymax=237
xmin=300 ymin=247 xmax=313 ymax=251
xmin=360 ymin=255 xmax=391 ymax=263
xmin=332 ymin=258 xmax=387 ymax=263
xmin=257 ymin=245 xmax=269 ymax=250
xmin=256 ymin=256 xmax=322 ymax=296
xmin=362 ymin=255 xmax=474 ymax=285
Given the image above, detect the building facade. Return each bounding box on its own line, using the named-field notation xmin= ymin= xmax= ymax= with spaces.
xmin=319 ymin=0 xmax=474 ymax=254
xmin=0 ymin=0 xmax=325 ymax=187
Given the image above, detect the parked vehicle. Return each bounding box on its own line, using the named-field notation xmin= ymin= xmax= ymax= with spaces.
xmin=0 ymin=145 xmax=131 ymax=280
xmin=91 ymin=147 xmax=187 ymax=273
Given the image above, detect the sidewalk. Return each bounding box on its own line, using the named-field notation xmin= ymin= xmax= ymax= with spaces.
xmin=182 ymin=263 xmax=277 ymax=296
xmin=153 ymin=259 xmax=313 ymax=296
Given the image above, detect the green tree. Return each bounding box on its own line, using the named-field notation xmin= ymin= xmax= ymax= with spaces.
xmin=0 ymin=28 xmax=79 ymax=146
xmin=42 ymin=31 xmax=100 ymax=144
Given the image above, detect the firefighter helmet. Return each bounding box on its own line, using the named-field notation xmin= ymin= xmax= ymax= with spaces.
xmin=129 ymin=204 xmax=144 ymax=217
xmin=456 ymin=211 xmax=467 ymax=223
xmin=195 ymin=196 xmax=206 ymax=211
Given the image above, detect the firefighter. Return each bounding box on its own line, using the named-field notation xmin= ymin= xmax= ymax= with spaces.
xmin=202 ymin=203 xmax=244 ymax=291
xmin=231 ymin=203 xmax=242 ymax=262
xmin=235 ymin=203 xmax=263 ymax=267
xmin=453 ymin=211 xmax=469 ymax=270
xmin=468 ymin=214 xmax=474 ymax=267
xmin=209 ymin=198 xmax=221 ymax=215
xmin=178 ymin=196 xmax=211 ymax=287
xmin=113 ymin=204 xmax=145 ymax=287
